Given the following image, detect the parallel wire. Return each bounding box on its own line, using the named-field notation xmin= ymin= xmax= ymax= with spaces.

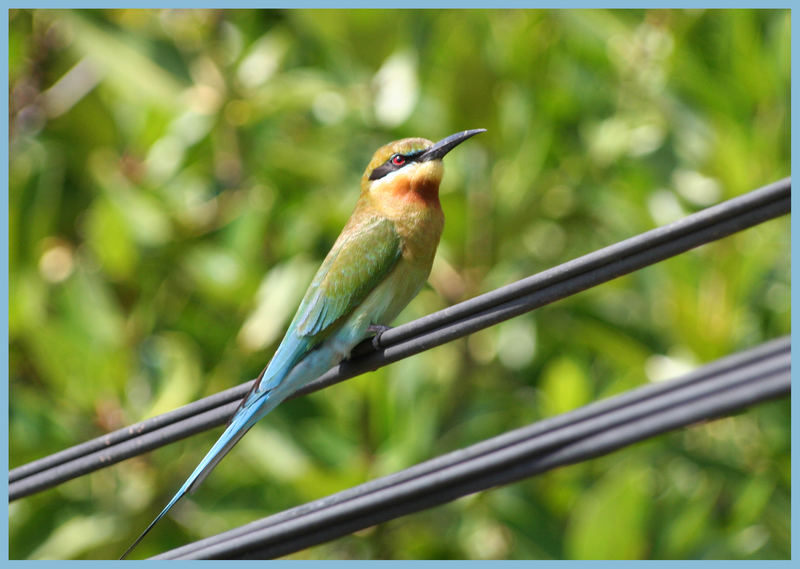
xmin=8 ymin=177 xmax=791 ymax=501
xmin=152 ymin=336 xmax=791 ymax=559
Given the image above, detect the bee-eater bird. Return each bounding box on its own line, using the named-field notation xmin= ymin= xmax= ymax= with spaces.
xmin=121 ymin=128 xmax=485 ymax=558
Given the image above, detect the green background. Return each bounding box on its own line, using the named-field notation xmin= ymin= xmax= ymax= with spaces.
xmin=9 ymin=9 xmax=790 ymax=560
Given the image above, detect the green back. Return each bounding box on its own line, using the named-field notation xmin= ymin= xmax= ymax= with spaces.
xmin=294 ymin=216 xmax=403 ymax=338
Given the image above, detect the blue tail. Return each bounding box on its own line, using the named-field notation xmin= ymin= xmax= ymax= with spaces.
xmin=120 ymin=385 xmax=284 ymax=559
xmin=120 ymin=331 xmax=329 ymax=558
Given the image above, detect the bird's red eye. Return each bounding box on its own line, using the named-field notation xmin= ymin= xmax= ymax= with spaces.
xmin=391 ymin=154 xmax=405 ymax=166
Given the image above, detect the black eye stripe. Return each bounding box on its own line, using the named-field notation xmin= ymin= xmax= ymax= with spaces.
xmin=368 ymin=150 xmax=424 ymax=181
xmin=368 ymin=162 xmax=398 ymax=180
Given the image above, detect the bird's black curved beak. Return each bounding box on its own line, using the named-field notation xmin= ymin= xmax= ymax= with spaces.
xmin=419 ymin=128 xmax=486 ymax=162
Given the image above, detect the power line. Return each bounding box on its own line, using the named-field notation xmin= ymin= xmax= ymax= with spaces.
xmin=152 ymin=336 xmax=790 ymax=559
xmin=8 ymin=177 xmax=790 ymax=501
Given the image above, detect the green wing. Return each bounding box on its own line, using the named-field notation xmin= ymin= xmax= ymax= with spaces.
xmin=293 ymin=216 xmax=403 ymax=338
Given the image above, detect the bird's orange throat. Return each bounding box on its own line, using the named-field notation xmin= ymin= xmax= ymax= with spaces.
xmin=369 ymin=160 xmax=445 ymax=213
xmin=390 ymin=176 xmax=442 ymax=209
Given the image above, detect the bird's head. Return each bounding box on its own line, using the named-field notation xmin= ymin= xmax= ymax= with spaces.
xmin=361 ymin=129 xmax=486 ymax=206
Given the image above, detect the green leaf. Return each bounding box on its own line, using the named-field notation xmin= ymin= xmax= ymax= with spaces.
xmin=565 ymin=462 xmax=651 ymax=559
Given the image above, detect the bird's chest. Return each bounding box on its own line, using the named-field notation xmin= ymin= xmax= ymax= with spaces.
xmin=394 ymin=207 xmax=445 ymax=267
xmin=366 ymin=183 xmax=444 ymax=267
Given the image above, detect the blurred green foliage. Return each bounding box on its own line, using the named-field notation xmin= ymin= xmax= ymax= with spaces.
xmin=9 ymin=9 xmax=789 ymax=560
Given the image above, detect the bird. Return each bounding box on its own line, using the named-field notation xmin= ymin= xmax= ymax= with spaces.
xmin=121 ymin=128 xmax=486 ymax=558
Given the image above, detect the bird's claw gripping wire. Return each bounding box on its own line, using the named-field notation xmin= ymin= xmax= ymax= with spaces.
xmin=367 ymin=324 xmax=393 ymax=350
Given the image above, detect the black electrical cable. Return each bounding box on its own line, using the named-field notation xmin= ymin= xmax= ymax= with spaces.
xmin=151 ymin=336 xmax=790 ymax=559
xmin=8 ymin=177 xmax=790 ymax=501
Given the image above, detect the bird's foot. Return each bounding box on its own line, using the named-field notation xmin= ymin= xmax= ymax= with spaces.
xmin=367 ymin=324 xmax=393 ymax=350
